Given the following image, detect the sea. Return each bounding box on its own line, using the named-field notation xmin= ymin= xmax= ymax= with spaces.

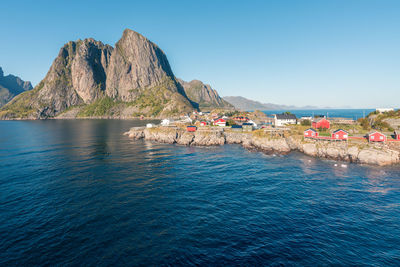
xmin=1 ymin=110 xmax=400 ymax=266
xmin=262 ymin=109 xmax=375 ymax=120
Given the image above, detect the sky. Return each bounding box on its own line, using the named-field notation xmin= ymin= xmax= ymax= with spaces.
xmin=1 ymin=0 xmax=399 ymax=108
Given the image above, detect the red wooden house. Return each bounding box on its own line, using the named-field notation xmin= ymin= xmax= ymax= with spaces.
xmin=214 ymin=118 xmax=226 ymax=127
xmin=332 ymin=129 xmax=349 ymax=140
xmin=304 ymin=128 xmax=319 ymax=138
xmin=187 ymin=126 xmax=197 ymax=132
xmin=368 ymin=131 xmax=386 ymax=142
xmin=312 ymin=118 xmax=330 ymax=129
xmin=200 ymin=121 xmax=207 ymax=126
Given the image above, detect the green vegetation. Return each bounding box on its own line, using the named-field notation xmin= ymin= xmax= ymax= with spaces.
xmin=358 ymin=118 xmax=370 ymax=130
xmin=301 ymin=119 xmax=311 ymax=126
xmin=77 ymin=97 xmax=120 ymax=117
xmin=0 ymin=82 xmax=45 ymax=118
xmin=131 ymin=76 xmax=185 ymax=117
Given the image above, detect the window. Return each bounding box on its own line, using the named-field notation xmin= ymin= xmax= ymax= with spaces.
xmin=371 ymin=136 xmax=374 ymax=140
xmin=336 ymin=134 xmax=339 ymax=138
xmin=380 ymin=136 xmax=383 ymax=140
xmin=344 ymin=135 xmax=348 ymax=138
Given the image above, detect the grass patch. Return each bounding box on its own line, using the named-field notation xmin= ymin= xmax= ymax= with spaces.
xmin=77 ymin=97 xmax=121 ymax=117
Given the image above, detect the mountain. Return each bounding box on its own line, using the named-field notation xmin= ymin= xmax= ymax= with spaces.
xmin=177 ymin=79 xmax=233 ymax=110
xmin=0 ymin=67 xmax=33 ymax=107
xmin=0 ymin=29 xmax=196 ymax=119
xmin=223 ymin=96 xmax=319 ymax=111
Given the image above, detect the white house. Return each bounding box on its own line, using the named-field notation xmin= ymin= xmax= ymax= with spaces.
xmin=247 ymin=120 xmax=258 ymax=127
xmin=274 ymin=114 xmax=297 ymax=127
xmin=161 ymin=119 xmax=171 ymax=126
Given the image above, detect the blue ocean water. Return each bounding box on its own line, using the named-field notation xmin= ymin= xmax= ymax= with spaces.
xmin=1 ymin=118 xmax=400 ymax=266
xmin=263 ymin=109 xmax=375 ymax=120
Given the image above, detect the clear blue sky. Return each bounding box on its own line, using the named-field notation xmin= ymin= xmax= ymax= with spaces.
xmin=1 ymin=0 xmax=399 ymax=108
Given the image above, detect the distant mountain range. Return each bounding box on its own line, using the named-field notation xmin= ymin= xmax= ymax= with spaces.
xmin=0 ymin=67 xmax=32 ymax=108
xmin=223 ymin=96 xmax=322 ymax=111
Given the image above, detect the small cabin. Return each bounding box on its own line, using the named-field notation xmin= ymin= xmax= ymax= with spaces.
xmin=214 ymin=118 xmax=226 ymax=127
xmin=368 ymin=131 xmax=386 ymax=142
xmin=394 ymin=131 xmax=400 ymax=140
xmin=186 ymin=126 xmax=197 ymax=132
xmin=231 ymin=125 xmax=243 ymax=132
xmin=304 ymin=128 xmax=318 ymax=138
xmin=312 ymin=118 xmax=330 ymax=129
xmin=242 ymin=123 xmax=253 ymax=132
xmin=332 ymin=129 xmax=349 ymax=140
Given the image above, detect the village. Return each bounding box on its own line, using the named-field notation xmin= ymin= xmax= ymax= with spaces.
xmin=145 ymin=108 xmax=400 ymax=145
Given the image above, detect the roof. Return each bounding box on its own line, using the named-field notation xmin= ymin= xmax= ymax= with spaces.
xmin=275 ymin=114 xmax=297 ymax=120
xmin=333 ymin=129 xmax=348 ymax=134
xmin=368 ymin=131 xmax=385 ymax=135
xmin=304 ymin=128 xmax=317 ymax=132
xmin=231 ymin=125 xmax=242 ymax=128
xmin=242 ymin=123 xmax=253 ymax=126
xmin=313 ymin=117 xmax=329 ymax=123
xmin=187 ymin=125 xmax=196 ymax=128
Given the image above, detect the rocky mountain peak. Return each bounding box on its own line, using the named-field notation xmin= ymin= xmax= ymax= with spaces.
xmin=105 ymin=29 xmax=176 ymax=101
xmin=177 ymin=78 xmax=233 ymax=110
xmin=0 ymin=29 xmax=196 ymax=119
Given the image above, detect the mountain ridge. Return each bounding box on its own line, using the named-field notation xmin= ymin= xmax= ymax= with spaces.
xmin=177 ymin=79 xmax=233 ymax=111
xmin=223 ymin=96 xmax=321 ymax=111
xmin=0 ymin=29 xmax=220 ymax=119
xmin=0 ymin=67 xmax=33 ymax=108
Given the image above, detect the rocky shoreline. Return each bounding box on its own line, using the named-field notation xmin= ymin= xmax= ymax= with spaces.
xmin=124 ymin=127 xmax=400 ymax=166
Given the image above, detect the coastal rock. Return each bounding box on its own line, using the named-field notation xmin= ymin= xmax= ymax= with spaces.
xmin=357 ymin=148 xmax=399 ymax=166
xmin=244 ymin=137 xmax=291 ymax=153
xmin=144 ymin=127 xmax=179 ymax=144
xmin=125 ymin=127 xmax=400 ymax=166
xmin=125 ymin=127 xmax=145 ymax=140
xmin=225 ymin=132 xmax=250 ymax=144
xmin=177 ymin=132 xmax=195 ymax=145
xmin=191 ymin=131 xmax=225 ymax=146
xmin=347 ymin=146 xmax=360 ymax=162
xmin=302 ymin=143 xmax=318 ymax=156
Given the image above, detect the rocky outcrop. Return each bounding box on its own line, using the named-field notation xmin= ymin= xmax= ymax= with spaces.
xmin=177 ymin=79 xmax=233 ymax=110
xmin=124 ymin=127 xmax=400 ymax=166
xmin=0 ymin=67 xmax=33 ymax=107
xmin=0 ymin=29 xmax=195 ymax=119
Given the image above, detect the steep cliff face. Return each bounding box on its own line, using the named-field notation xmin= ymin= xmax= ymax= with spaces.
xmin=0 ymin=29 xmax=194 ymax=119
xmin=177 ymin=79 xmax=233 ymax=110
xmin=0 ymin=67 xmax=33 ymax=107
xmin=106 ymin=29 xmax=175 ymax=101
